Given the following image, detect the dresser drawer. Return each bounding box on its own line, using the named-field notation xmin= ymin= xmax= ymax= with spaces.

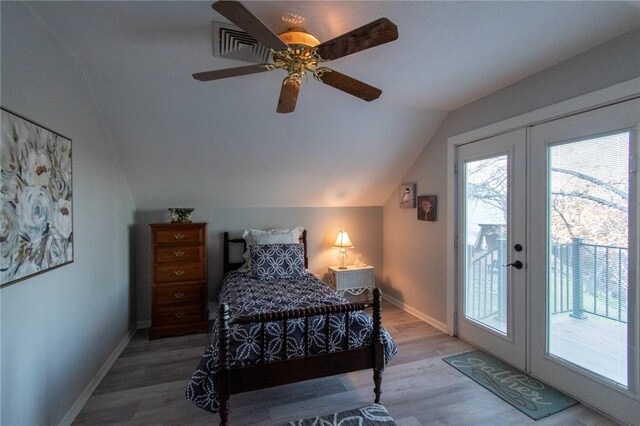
xmin=155 ymin=284 xmax=203 ymax=306
xmin=154 ymin=227 xmax=203 ymax=245
xmin=155 ymin=262 xmax=204 ymax=283
xmin=154 ymin=304 xmax=202 ymax=326
xmin=155 ymin=245 xmax=202 ymax=263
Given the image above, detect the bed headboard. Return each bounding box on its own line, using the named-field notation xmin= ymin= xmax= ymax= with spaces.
xmin=223 ymin=230 xmax=308 ymax=275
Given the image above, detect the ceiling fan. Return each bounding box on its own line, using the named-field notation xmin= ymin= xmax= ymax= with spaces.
xmin=193 ymin=0 xmax=399 ymax=113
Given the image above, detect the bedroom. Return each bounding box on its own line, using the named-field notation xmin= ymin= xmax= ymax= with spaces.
xmin=1 ymin=1 xmax=639 ymax=425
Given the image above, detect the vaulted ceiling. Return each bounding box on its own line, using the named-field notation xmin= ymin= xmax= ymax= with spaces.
xmin=24 ymin=1 xmax=640 ymax=208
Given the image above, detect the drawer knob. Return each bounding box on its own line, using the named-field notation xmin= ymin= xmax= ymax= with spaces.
xmin=174 ymin=250 xmax=185 ymax=257
xmin=174 ymin=292 xmax=185 ymax=299
xmin=174 ymin=270 xmax=185 ymax=276
xmin=175 ymin=312 xmax=185 ymax=319
xmin=174 ymin=233 xmax=185 ymax=240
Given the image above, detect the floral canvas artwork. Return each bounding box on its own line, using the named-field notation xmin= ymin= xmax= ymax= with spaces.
xmin=1 ymin=108 xmax=73 ymax=287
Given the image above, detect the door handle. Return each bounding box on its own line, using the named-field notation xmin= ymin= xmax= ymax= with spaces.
xmin=504 ymin=260 xmax=523 ymax=269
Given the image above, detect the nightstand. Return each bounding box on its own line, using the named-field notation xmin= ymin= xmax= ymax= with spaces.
xmin=327 ymin=265 xmax=375 ymax=298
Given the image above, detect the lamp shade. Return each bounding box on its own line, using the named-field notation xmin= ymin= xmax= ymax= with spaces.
xmin=333 ymin=229 xmax=354 ymax=248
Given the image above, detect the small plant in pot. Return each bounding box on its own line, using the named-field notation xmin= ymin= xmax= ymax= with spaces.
xmin=168 ymin=208 xmax=194 ymax=223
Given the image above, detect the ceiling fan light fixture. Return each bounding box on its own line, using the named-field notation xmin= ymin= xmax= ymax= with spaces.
xmin=278 ymin=28 xmax=320 ymax=49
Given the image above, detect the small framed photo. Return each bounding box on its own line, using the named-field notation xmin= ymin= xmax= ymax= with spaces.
xmin=399 ymin=183 xmax=416 ymax=208
xmin=417 ymin=195 xmax=437 ymax=221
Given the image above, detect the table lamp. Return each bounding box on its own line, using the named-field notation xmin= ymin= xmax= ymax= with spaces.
xmin=333 ymin=229 xmax=354 ymax=269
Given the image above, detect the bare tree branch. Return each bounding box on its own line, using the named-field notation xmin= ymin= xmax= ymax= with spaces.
xmin=553 ymin=191 xmax=627 ymax=212
xmin=552 ymin=167 xmax=627 ymax=200
xmin=551 ymin=201 xmax=575 ymax=239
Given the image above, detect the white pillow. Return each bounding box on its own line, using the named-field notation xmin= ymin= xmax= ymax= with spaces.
xmin=237 ymin=226 xmax=304 ymax=272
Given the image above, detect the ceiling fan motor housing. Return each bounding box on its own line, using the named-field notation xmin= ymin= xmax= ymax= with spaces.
xmin=271 ymin=28 xmax=323 ymax=81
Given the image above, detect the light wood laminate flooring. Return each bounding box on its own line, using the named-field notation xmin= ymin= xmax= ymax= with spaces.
xmin=74 ymin=301 xmax=618 ymax=425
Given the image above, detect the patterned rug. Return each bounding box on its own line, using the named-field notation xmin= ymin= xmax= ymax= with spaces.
xmin=443 ymin=350 xmax=578 ymax=420
xmin=286 ymin=403 xmax=396 ymax=426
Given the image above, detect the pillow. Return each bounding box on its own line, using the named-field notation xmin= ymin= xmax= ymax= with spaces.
xmin=238 ymin=226 xmax=304 ymax=272
xmin=249 ymin=243 xmax=306 ymax=280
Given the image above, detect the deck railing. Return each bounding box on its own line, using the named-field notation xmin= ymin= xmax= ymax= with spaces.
xmin=467 ymin=238 xmax=627 ymax=324
xmin=466 ymin=244 xmax=506 ymax=321
xmin=551 ymin=238 xmax=627 ymax=323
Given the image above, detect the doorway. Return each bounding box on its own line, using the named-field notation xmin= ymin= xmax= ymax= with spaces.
xmin=454 ymin=98 xmax=639 ymax=424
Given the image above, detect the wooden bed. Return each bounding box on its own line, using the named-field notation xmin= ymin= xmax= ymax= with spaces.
xmin=217 ymin=231 xmax=386 ymax=425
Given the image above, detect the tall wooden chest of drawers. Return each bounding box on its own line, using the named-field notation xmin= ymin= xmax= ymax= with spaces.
xmin=149 ymin=223 xmax=208 ymax=339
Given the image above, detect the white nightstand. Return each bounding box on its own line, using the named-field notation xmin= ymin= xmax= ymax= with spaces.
xmin=327 ymin=265 xmax=375 ymax=298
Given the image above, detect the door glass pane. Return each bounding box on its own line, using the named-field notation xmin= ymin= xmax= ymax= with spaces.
xmin=548 ymin=131 xmax=630 ymax=387
xmin=464 ymin=155 xmax=508 ymax=335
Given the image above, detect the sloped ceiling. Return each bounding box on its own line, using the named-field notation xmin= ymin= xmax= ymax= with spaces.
xmin=24 ymin=1 xmax=640 ymax=208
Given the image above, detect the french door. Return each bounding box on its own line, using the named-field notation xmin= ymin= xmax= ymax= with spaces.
xmin=456 ymin=128 xmax=527 ymax=370
xmin=456 ymin=98 xmax=640 ymax=424
xmin=529 ymin=99 xmax=639 ymax=424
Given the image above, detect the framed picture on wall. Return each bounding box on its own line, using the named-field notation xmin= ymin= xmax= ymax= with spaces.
xmin=417 ymin=195 xmax=437 ymax=221
xmin=1 ymin=107 xmax=73 ymax=287
xmin=399 ymin=183 xmax=416 ymax=208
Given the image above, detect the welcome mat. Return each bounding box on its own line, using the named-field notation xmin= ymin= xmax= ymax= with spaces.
xmin=443 ymin=350 xmax=577 ymax=420
xmin=286 ymin=403 xmax=396 ymax=426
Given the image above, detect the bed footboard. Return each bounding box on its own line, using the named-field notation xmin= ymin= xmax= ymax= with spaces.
xmin=217 ymin=288 xmax=384 ymax=426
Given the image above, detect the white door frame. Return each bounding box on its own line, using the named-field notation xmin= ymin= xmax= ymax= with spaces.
xmin=446 ymin=77 xmax=640 ymax=336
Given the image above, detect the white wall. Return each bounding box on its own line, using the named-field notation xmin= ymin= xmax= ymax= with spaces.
xmin=0 ymin=3 xmax=135 ymax=425
xmin=135 ymin=207 xmax=383 ymax=323
xmin=382 ymin=27 xmax=640 ymax=325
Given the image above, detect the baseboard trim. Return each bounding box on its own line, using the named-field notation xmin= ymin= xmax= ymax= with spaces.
xmin=382 ymin=293 xmax=449 ymax=334
xmin=58 ymin=323 xmax=138 ymax=426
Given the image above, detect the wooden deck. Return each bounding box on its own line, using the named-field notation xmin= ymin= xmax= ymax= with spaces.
xmin=473 ymin=310 xmax=627 ymax=386
xmin=549 ymin=312 xmax=627 ymax=386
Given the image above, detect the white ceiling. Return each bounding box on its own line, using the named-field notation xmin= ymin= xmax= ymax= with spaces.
xmin=25 ymin=1 xmax=640 ymax=208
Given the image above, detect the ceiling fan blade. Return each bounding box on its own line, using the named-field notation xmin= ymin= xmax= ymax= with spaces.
xmin=212 ymin=1 xmax=289 ymax=51
xmin=277 ymin=77 xmax=301 ymax=114
xmin=316 ymin=68 xmax=382 ymax=102
xmin=192 ymin=64 xmax=268 ymax=81
xmin=315 ymin=18 xmax=398 ymax=61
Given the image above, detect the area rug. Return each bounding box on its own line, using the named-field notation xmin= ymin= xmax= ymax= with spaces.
xmin=286 ymin=403 xmax=396 ymax=426
xmin=443 ymin=350 xmax=577 ymax=420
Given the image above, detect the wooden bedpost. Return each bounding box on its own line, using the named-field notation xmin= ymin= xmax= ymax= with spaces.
xmin=218 ymin=303 xmax=231 ymax=426
xmin=223 ymin=232 xmax=230 ymax=276
xmin=372 ymin=288 xmax=384 ymax=403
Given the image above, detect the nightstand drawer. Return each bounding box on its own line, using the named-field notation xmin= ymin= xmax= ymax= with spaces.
xmin=328 ymin=265 xmax=375 ymax=298
xmin=155 ymin=284 xmax=203 ymax=306
xmin=155 ymin=245 xmax=202 ymax=263
xmin=155 ymin=262 xmax=204 ymax=283
xmin=335 ymin=268 xmax=374 ymax=289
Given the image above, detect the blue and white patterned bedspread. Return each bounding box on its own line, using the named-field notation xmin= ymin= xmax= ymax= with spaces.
xmin=185 ymin=271 xmax=397 ymax=413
